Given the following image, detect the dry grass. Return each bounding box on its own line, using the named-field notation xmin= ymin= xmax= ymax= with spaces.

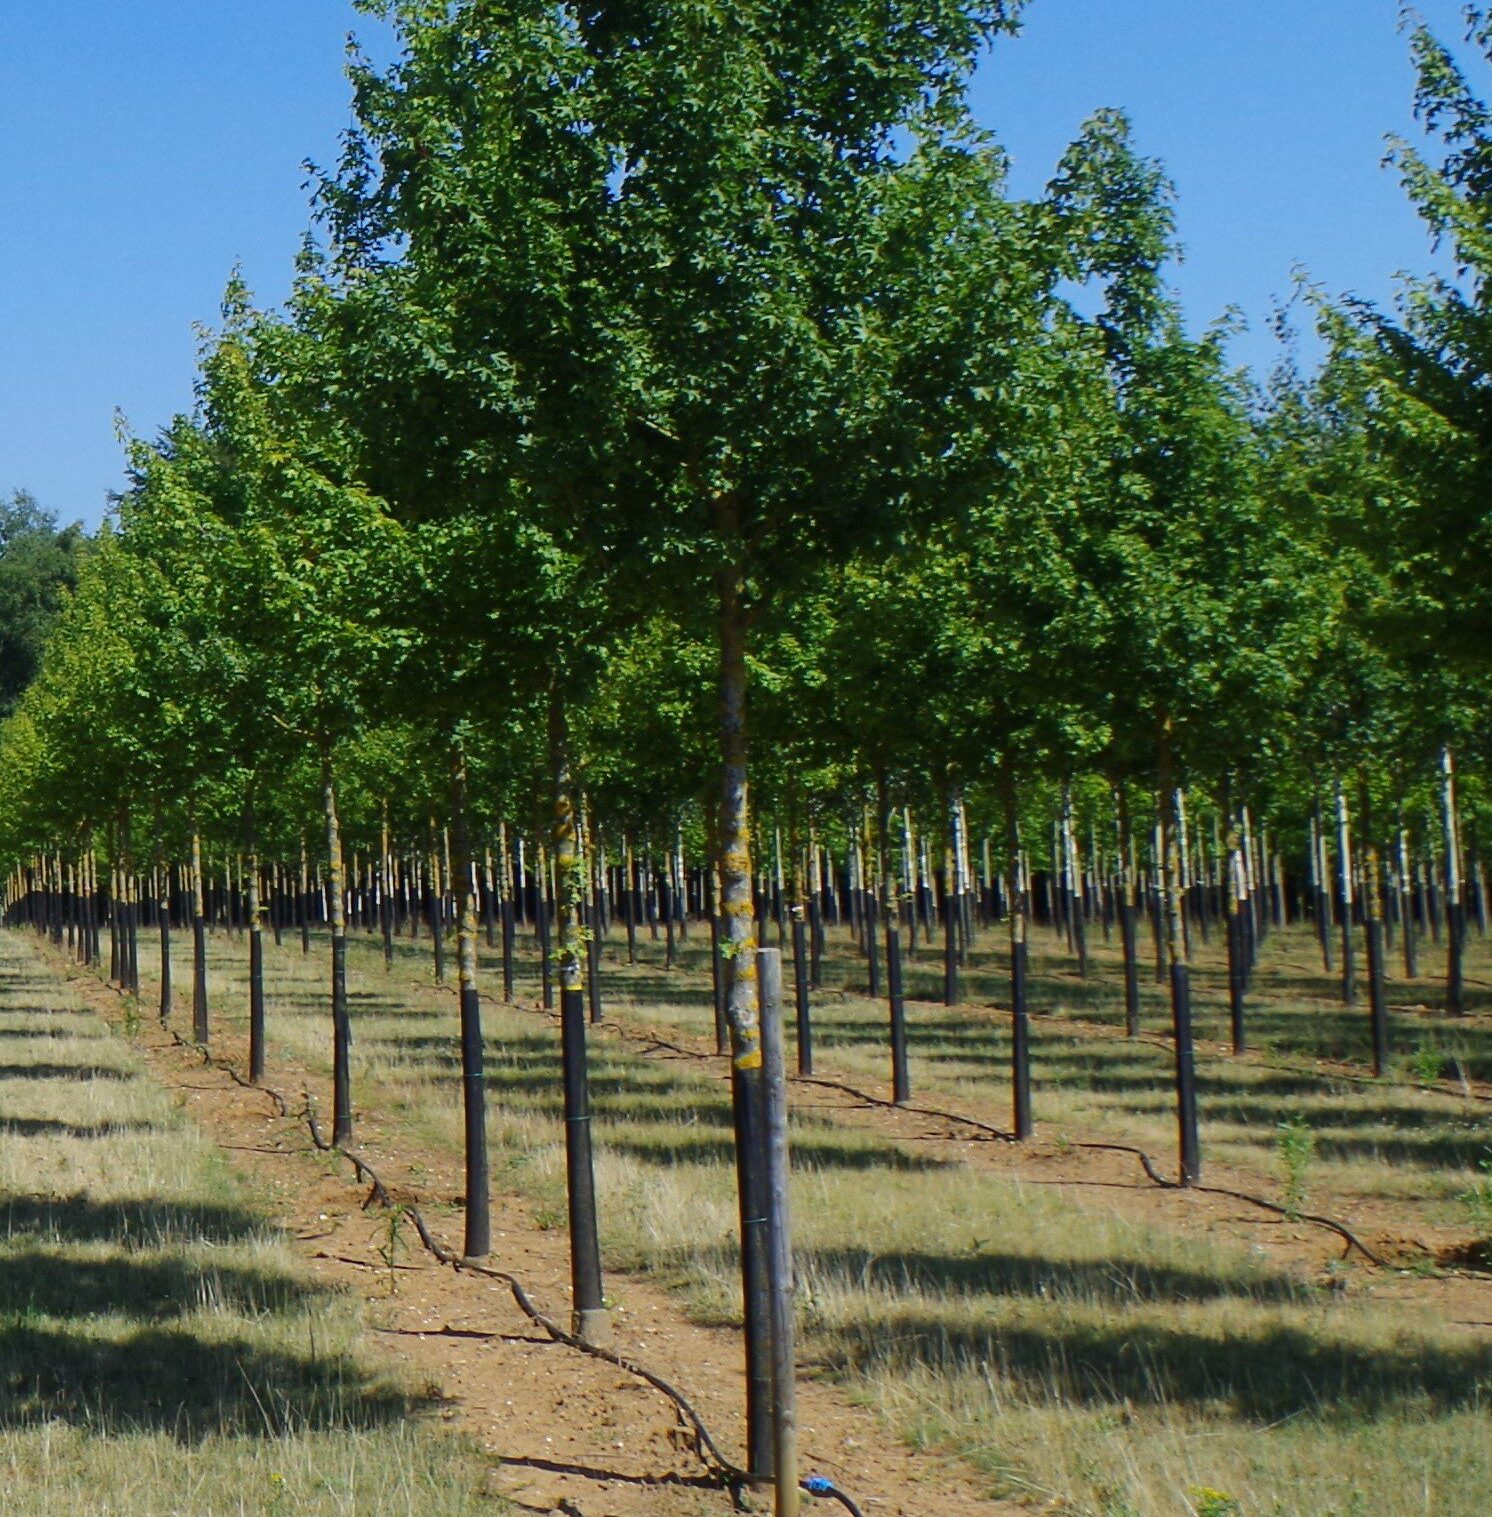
xmin=0 ymin=937 xmax=494 ymax=1516
xmin=92 ymin=910 xmax=1492 ymax=1517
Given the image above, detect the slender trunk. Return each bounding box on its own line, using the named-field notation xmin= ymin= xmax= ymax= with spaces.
xmin=1335 ymin=778 xmax=1356 ymax=1005
xmin=1398 ymin=820 xmax=1418 ymax=979
xmin=790 ymin=800 xmax=813 ymax=1079
xmin=551 ymin=697 xmax=606 ymax=1341
xmin=1313 ymin=808 xmax=1334 ymax=973
xmin=710 ymin=860 xmax=728 ymax=1055
xmin=584 ymin=808 xmax=603 ymax=1026
xmin=941 ymin=781 xmax=958 ymax=1006
xmin=536 ymin=842 xmax=553 ymax=1010
xmin=716 ymin=525 xmax=771 ymax=1483
xmin=1225 ymin=825 xmax=1246 ymax=1055
xmin=1062 ymin=779 xmax=1088 ymax=978
xmin=381 ymin=800 xmax=395 ymax=969
xmin=428 ymin=821 xmax=447 ymax=983
xmin=298 ymin=835 xmax=311 ymax=955
xmin=1443 ymin=746 xmax=1465 ymax=1016
xmin=500 ymin=822 xmax=516 ymax=1002
xmin=878 ymin=771 xmax=907 ymax=1103
xmin=1149 ymin=816 xmax=1166 ymax=984
xmin=1115 ymin=785 xmax=1140 ymax=1037
xmin=484 ymin=846 xmax=498 ymax=950
xmin=623 ymin=836 xmax=637 ymax=966
xmin=863 ymin=809 xmax=881 ymax=998
xmin=1159 ymin=727 xmax=1199 ymax=1186
xmin=118 ymin=817 xmax=137 ymax=995
xmin=1176 ymin=788 xmax=1193 ymax=962
xmin=191 ymin=821 xmax=208 ymax=1045
xmin=322 ymin=744 xmax=352 ymax=1146
xmin=240 ymin=806 xmax=263 ymax=1087
xmin=1005 ymin=774 xmax=1032 ymax=1140
xmin=1362 ymin=790 xmax=1389 ymax=1077
xmin=450 ymin=740 xmax=491 ymax=1259
xmin=156 ymin=837 xmax=172 ymax=1024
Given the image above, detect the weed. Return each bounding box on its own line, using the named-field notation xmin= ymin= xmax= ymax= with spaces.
xmin=1459 ymin=1150 xmax=1492 ymax=1241
xmin=1410 ymin=1040 xmax=1444 ymax=1088
xmin=1191 ymin=1487 xmax=1242 ymax=1517
xmin=376 ymin=1207 xmax=407 ymax=1295
xmin=1274 ymin=1115 xmax=1315 ymax=1219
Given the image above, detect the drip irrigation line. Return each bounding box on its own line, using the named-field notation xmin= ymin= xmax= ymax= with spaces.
xmin=577 ymin=993 xmax=1402 ymax=1272
xmin=802 ymin=1475 xmax=866 ymax=1516
xmin=931 ymin=989 xmax=1492 ymax=1108
xmin=1068 ymin=1140 xmax=1391 ymax=1266
xmin=789 ymin=1073 xmax=1013 ymax=1143
xmin=164 ymin=1025 xmax=288 ymax=1116
xmin=613 ymin=939 xmax=1492 ymax=1105
xmin=297 ymin=1096 xmax=752 ymax=1491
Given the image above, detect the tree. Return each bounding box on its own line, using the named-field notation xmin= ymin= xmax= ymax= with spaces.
xmin=0 ymin=491 xmax=86 ymax=716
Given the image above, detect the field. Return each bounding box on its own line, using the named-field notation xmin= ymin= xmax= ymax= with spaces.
xmin=21 ymin=901 xmax=1490 ymax=1517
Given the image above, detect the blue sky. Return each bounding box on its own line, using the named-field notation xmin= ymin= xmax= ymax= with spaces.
xmin=0 ymin=1 xmax=1477 ymax=528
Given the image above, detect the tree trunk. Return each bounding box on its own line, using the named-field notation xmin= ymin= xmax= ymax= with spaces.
xmin=551 ymin=697 xmax=606 ymax=1341
xmin=191 ymin=821 xmax=208 ymax=1045
xmin=878 ymin=770 xmax=907 ymax=1103
xmin=716 ymin=529 xmax=772 ymax=1484
xmin=156 ymin=843 xmax=172 ymax=1023
xmin=428 ymin=821 xmax=447 ymax=983
xmin=381 ymin=800 xmax=395 ymax=970
xmin=1005 ymin=776 xmax=1033 ymax=1141
xmin=500 ymin=822 xmax=516 ymax=1002
xmin=1335 ymin=778 xmax=1356 ymax=1005
xmin=1115 ymin=785 xmax=1140 ymax=1037
xmin=1225 ymin=825 xmax=1246 ymax=1055
xmin=1159 ymin=728 xmax=1199 ymax=1186
xmin=450 ymin=739 xmax=491 ymax=1259
xmin=1397 ymin=819 xmax=1418 ymax=979
xmin=1443 ymin=746 xmax=1465 ymax=1016
xmin=322 ymin=745 xmax=352 ymax=1146
xmin=1363 ymin=818 xmax=1389 ymax=1078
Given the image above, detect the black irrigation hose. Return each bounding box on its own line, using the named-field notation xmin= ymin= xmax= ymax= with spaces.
xmin=585 ymin=996 xmax=1402 ymax=1271
xmin=792 ymin=1073 xmax=1013 ymax=1143
xmin=610 ymin=1021 xmax=1014 ymax=1141
xmin=802 ymin=1475 xmax=866 ymax=1516
xmin=1068 ymin=1140 xmax=1391 ymax=1267
xmin=165 ymin=1025 xmax=288 ymax=1116
xmin=297 ymin=1096 xmax=753 ymax=1492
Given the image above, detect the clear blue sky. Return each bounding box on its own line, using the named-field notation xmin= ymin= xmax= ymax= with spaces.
xmin=0 ymin=0 xmax=1475 ymax=528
